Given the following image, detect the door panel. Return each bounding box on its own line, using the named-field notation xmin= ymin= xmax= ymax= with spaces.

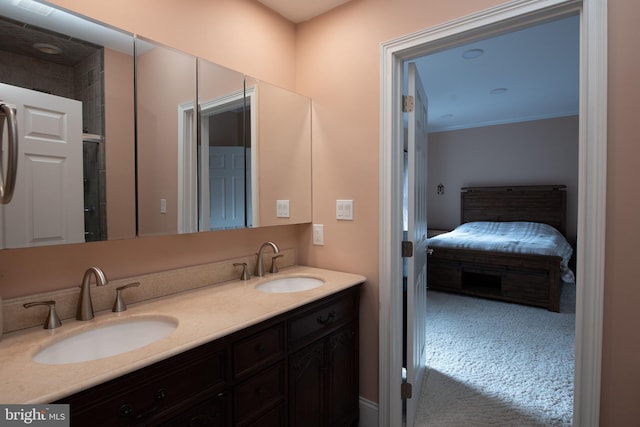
xmin=208 ymin=146 xmax=245 ymax=229
xmin=0 ymin=83 xmax=84 ymax=248
xmin=405 ymin=62 xmax=429 ymax=427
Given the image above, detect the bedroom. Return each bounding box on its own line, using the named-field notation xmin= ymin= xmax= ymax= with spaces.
xmin=407 ymin=13 xmax=579 ymax=425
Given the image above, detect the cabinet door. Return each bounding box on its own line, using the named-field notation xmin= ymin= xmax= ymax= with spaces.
xmin=327 ymin=323 xmax=359 ymax=426
xmin=288 ymin=339 xmax=325 ymax=427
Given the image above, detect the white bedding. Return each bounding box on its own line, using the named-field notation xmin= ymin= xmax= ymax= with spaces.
xmin=427 ymin=221 xmax=575 ymax=283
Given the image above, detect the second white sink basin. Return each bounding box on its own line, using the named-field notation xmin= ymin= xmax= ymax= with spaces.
xmin=33 ymin=315 xmax=178 ymax=365
xmin=256 ymin=276 xmax=324 ymax=293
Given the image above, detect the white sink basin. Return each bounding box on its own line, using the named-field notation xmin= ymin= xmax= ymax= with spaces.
xmin=256 ymin=276 xmax=324 ymax=293
xmin=33 ymin=316 xmax=178 ymax=365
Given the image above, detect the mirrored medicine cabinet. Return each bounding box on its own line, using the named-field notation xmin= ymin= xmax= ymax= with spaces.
xmin=0 ymin=0 xmax=312 ymax=249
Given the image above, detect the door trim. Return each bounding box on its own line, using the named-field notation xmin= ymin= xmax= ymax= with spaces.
xmin=378 ymin=0 xmax=607 ymax=426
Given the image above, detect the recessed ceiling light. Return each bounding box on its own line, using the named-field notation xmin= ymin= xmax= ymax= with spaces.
xmin=462 ymin=48 xmax=484 ymax=59
xmin=33 ymin=43 xmax=62 ymax=55
xmin=490 ymin=87 xmax=508 ymax=95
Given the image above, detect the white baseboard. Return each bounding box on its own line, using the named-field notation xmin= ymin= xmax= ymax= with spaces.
xmin=359 ymin=396 xmax=379 ymax=427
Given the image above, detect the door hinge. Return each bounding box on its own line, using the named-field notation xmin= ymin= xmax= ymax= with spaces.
xmin=402 ymin=95 xmax=414 ymax=112
xmin=402 ymin=241 xmax=413 ymax=258
xmin=401 ymin=382 xmax=413 ymax=399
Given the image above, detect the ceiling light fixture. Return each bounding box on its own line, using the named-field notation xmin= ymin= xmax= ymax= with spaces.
xmin=461 ymin=48 xmax=484 ymax=59
xmin=490 ymin=87 xmax=508 ymax=95
xmin=33 ymin=43 xmax=62 ymax=55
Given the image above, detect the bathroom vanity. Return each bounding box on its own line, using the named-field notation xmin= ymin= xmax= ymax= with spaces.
xmin=0 ymin=266 xmax=364 ymax=427
xmin=57 ymin=286 xmax=359 ymax=426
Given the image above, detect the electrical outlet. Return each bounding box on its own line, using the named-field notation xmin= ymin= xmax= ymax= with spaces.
xmin=276 ymin=200 xmax=290 ymax=218
xmin=336 ymin=200 xmax=354 ymax=220
xmin=313 ymin=224 xmax=324 ymax=245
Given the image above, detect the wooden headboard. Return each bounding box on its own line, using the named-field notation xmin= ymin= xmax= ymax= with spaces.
xmin=461 ymin=185 xmax=567 ymax=236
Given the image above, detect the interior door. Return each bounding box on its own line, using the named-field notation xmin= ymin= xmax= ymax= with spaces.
xmin=208 ymin=146 xmax=245 ymax=229
xmin=0 ymin=83 xmax=84 ymax=248
xmin=404 ymin=62 xmax=429 ymax=427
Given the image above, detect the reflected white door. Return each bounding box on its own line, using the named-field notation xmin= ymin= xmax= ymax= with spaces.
xmin=405 ymin=62 xmax=429 ymax=427
xmin=0 ymin=83 xmax=84 ymax=248
xmin=208 ymin=146 xmax=245 ymax=229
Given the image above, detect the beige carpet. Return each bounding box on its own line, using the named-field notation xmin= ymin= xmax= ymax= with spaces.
xmin=415 ymin=284 xmax=575 ymax=426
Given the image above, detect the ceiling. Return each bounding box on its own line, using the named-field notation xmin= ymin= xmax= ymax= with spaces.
xmin=254 ymin=0 xmax=579 ymax=134
xmin=256 ymin=0 xmax=351 ymax=23
xmin=408 ymin=14 xmax=580 ymax=132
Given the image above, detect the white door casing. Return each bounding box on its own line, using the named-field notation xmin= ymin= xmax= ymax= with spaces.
xmin=0 ymin=83 xmax=84 ymax=248
xmin=404 ymin=62 xmax=429 ymax=427
xmin=379 ymin=1 xmax=607 ymax=426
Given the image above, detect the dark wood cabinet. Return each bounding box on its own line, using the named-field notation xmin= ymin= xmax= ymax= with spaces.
xmin=56 ymin=285 xmax=361 ymax=427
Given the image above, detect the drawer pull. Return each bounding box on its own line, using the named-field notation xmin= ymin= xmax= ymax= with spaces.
xmin=119 ymin=388 xmax=168 ymax=421
xmin=255 ymin=344 xmax=266 ymax=353
xmin=316 ymin=310 xmax=336 ymax=325
xmin=119 ymin=404 xmax=133 ymax=417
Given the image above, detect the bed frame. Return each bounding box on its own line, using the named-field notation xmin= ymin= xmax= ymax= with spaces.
xmin=426 ymin=185 xmax=567 ymax=312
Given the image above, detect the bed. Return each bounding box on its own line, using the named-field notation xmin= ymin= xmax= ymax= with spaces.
xmin=426 ymin=185 xmax=574 ymax=312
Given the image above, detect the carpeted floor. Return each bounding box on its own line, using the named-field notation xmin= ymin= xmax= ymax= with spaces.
xmin=415 ymin=284 xmax=575 ymax=426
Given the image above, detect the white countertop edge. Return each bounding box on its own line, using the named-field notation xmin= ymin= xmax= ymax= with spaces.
xmin=0 ymin=266 xmax=366 ymax=404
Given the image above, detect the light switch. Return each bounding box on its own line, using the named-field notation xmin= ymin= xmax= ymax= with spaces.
xmin=313 ymin=224 xmax=324 ymax=245
xmin=276 ymin=200 xmax=290 ymax=218
xmin=336 ymin=200 xmax=354 ymax=220
xmin=160 ymin=198 xmax=167 ymax=214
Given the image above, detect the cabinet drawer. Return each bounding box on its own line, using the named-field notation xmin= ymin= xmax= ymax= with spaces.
xmin=61 ymin=341 xmax=227 ymax=427
xmin=234 ymin=362 xmax=285 ymax=425
xmin=288 ymin=291 xmax=357 ymax=349
xmin=233 ymin=323 xmax=284 ymax=378
xmin=240 ymin=403 xmax=285 ymax=427
xmin=502 ymin=270 xmax=549 ymax=304
xmin=161 ymin=389 xmax=230 ymax=427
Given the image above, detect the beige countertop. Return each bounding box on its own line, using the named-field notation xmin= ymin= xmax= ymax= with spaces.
xmin=0 ymin=266 xmax=365 ymax=404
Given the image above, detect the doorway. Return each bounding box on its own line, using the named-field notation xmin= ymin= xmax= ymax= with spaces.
xmin=407 ymin=14 xmax=579 ymax=425
xmin=379 ymin=1 xmax=607 ymax=427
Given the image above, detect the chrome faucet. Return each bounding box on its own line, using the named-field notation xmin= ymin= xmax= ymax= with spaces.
xmin=255 ymin=241 xmax=280 ymax=277
xmin=76 ymin=267 xmax=108 ymax=320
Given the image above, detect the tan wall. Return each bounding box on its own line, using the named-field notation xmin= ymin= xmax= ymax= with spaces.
xmin=428 ymin=116 xmax=579 ymax=243
xmin=295 ymin=0 xmax=640 ymax=422
xmin=136 ymin=46 xmax=194 ymax=236
xmin=601 ymin=0 xmax=640 ymax=423
xmin=104 ymin=48 xmax=136 ymax=240
xmin=1 ymin=0 xmax=638 ymax=423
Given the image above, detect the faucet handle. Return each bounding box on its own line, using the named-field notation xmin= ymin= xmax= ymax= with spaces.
xmin=112 ymin=282 xmax=140 ymax=313
xmin=233 ymin=263 xmax=250 ymax=280
xmin=23 ymin=301 xmax=62 ymax=329
xmin=270 ymin=254 xmax=284 ymax=274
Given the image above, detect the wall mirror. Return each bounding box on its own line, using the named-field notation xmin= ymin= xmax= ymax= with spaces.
xmin=0 ymin=0 xmax=136 ymax=248
xmin=0 ymin=0 xmax=312 ymax=247
xmin=138 ymin=47 xmax=313 ymax=236
xmin=245 ymin=77 xmax=312 ymax=228
xmin=135 ymin=37 xmax=197 ymax=237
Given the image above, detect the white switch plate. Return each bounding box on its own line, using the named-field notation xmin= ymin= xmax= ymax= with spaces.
xmin=336 ymin=199 xmax=354 ymax=220
xmin=160 ymin=198 xmax=167 ymax=214
xmin=276 ymin=200 xmax=290 ymax=218
xmin=313 ymin=224 xmax=324 ymax=245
